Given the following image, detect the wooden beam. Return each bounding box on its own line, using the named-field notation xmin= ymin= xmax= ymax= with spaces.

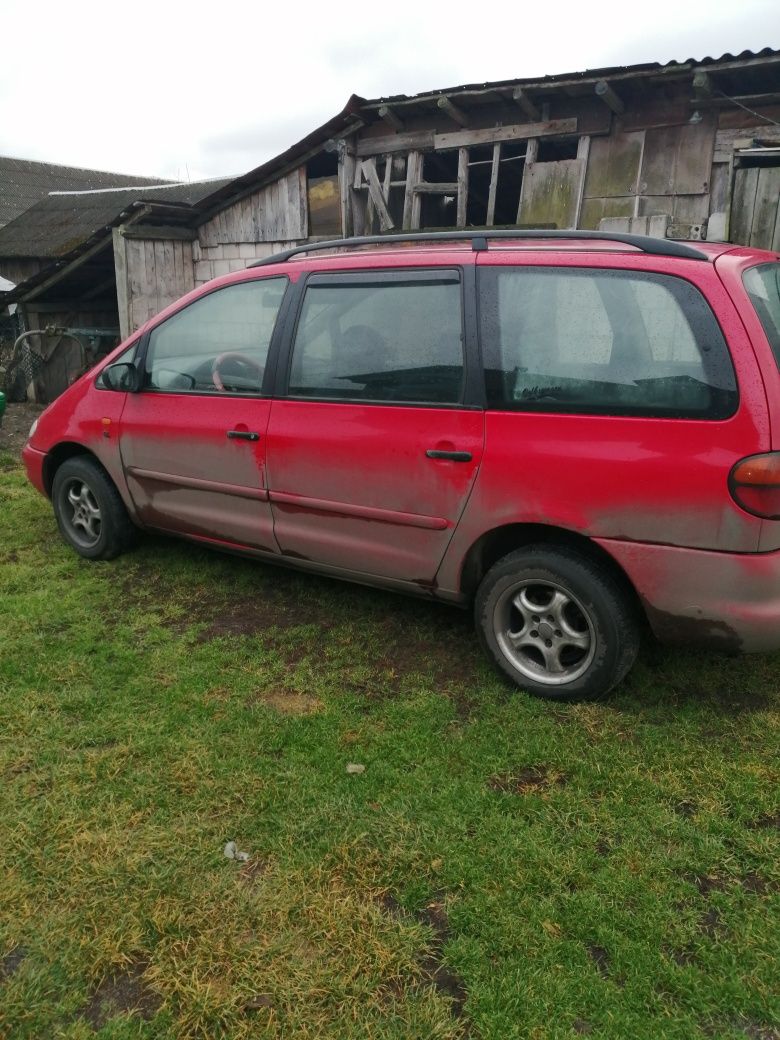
xmin=357 ymin=130 xmax=435 ymax=158
xmin=486 ymin=143 xmax=501 ymax=226
xmin=434 ymin=117 xmax=576 ymax=151
xmin=411 ymin=181 xmax=459 ymax=194
xmin=22 ymin=238 xmax=112 ymax=303
xmin=378 ymin=104 xmax=404 ymax=132
xmin=692 ymin=69 xmax=714 ymax=97
xmin=595 ymin=80 xmax=624 ymax=115
xmin=456 ymin=148 xmax=469 ymax=228
xmin=119 ymin=224 xmax=197 ymax=241
xmin=511 ymin=87 xmax=540 ymax=121
xmin=437 ymin=96 xmax=469 ymax=127
xmin=360 ymin=159 xmax=394 ymax=232
xmin=402 ymin=151 xmax=423 ymax=230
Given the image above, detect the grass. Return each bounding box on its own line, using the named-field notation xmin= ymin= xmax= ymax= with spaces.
xmin=1 ymin=446 xmax=779 ymax=1039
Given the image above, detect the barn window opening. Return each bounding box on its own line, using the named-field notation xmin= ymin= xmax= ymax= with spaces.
xmin=536 ymin=137 xmax=579 ymax=162
xmin=492 ymin=142 xmax=527 ymax=226
xmin=421 ymin=150 xmax=460 ymax=228
xmin=466 ymin=145 xmax=494 ymax=226
xmin=307 ymin=152 xmax=341 ymax=237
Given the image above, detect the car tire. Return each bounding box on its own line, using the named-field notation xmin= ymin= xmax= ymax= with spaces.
xmin=475 ymin=545 xmax=640 ymax=701
xmin=52 ymin=456 xmax=136 ymax=561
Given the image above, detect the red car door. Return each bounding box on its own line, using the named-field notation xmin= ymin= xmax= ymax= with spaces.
xmin=265 ymin=267 xmax=484 ymax=583
xmin=119 ymin=276 xmax=288 ymax=552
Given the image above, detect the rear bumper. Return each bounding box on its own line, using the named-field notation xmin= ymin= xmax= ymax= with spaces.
xmin=597 ymin=537 xmax=780 ymax=653
xmin=22 ymin=444 xmax=47 ymax=497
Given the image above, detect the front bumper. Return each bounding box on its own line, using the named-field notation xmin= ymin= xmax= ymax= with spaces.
xmin=597 ymin=537 xmax=780 ymax=653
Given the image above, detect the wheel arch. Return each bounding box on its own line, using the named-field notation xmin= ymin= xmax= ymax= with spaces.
xmin=459 ymin=522 xmax=644 ymax=619
xmin=43 ymin=442 xmax=97 ymax=497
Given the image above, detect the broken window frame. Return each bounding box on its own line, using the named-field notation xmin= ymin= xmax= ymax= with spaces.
xmin=345 ymin=126 xmax=585 ymax=235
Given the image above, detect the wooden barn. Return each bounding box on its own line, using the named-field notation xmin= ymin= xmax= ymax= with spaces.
xmin=2 ymin=48 xmax=779 ymax=402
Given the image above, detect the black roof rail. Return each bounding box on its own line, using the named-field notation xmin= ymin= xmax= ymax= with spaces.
xmin=247 ymin=229 xmax=708 ymax=268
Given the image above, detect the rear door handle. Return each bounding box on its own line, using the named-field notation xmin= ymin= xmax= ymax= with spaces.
xmin=426 ymin=449 xmax=472 ymax=462
xmin=227 ymin=430 xmax=260 ymax=441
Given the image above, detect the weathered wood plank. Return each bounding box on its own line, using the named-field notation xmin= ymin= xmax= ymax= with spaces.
xmin=358 ymin=130 xmax=435 ymax=158
xmin=434 ymin=118 xmax=576 ymax=151
xmin=752 ymin=166 xmax=780 ymax=250
xmin=518 ymin=158 xmax=584 ymax=229
xmin=595 ymin=80 xmax=624 ymax=114
xmin=512 ymin=88 xmax=539 ymax=121
xmin=402 ymin=151 xmax=423 ymax=230
xmin=112 ymin=228 xmax=131 ymax=340
xmin=438 ymin=96 xmax=469 ymax=127
xmin=340 ymin=146 xmax=356 ymax=237
xmin=361 ymin=159 xmax=394 ymax=231
xmin=641 ymin=119 xmax=715 ymax=196
xmin=379 ymin=104 xmax=404 ymax=131
xmin=120 ymin=224 xmax=197 ymax=241
xmin=583 ymin=131 xmax=643 ymax=199
xmin=457 ymin=148 xmax=469 ymax=228
xmin=412 ymin=181 xmax=460 ymax=194
xmin=486 ymin=143 xmax=501 ymax=226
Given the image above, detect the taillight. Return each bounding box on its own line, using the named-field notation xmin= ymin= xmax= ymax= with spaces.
xmin=729 ymin=452 xmax=780 ymax=520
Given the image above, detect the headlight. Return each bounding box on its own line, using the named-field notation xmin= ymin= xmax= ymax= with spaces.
xmin=28 ymin=418 xmax=38 ymax=440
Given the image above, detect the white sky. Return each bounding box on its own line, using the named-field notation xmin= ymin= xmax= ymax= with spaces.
xmin=1 ymin=0 xmax=777 ymax=182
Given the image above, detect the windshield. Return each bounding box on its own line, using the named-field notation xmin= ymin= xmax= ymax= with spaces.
xmin=744 ymin=263 xmax=780 ymax=366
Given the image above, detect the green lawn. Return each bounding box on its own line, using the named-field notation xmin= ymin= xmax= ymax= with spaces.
xmin=1 ymin=447 xmax=778 ymax=1039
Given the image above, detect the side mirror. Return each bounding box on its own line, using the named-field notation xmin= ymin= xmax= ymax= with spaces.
xmin=101 ymin=362 xmax=140 ymax=392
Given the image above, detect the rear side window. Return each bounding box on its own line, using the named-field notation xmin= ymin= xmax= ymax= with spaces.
xmin=479 ymin=267 xmax=737 ymax=418
xmin=744 ymin=263 xmax=780 ymax=364
xmin=288 ymin=270 xmax=464 ymax=405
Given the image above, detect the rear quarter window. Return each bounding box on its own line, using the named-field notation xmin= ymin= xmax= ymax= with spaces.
xmin=479 ymin=267 xmax=737 ymax=418
xmin=744 ymin=263 xmax=780 ymax=365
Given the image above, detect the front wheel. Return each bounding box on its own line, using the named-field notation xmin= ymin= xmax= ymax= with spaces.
xmin=52 ymin=456 xmax=136 ymax=560
xmin=475 ymin=545 xmax=640 ymax=701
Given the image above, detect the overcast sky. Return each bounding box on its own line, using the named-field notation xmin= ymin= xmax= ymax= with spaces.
xmin=1 ymin=0 xmax=777 ymax=183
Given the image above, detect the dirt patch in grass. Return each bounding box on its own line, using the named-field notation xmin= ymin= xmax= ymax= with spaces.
xmin=78 ymin=958 xmax=161 ymax=1030
xmin=488 ymin=765 xmax=567 ymax=795
xmin=0 ymin=402 xmax=44 ymax=460
xmin=247 ymin=688 xmax=324 ymax=716
xmin=586 ymin=944 xmax=611 ymax=979
xmin=0 ymin=946 xmax=27 ymax=981
xmin=379 ymin=893 xmax=469 ymax=1022
xmin=748 ymin=811 xmax=780 ymax=830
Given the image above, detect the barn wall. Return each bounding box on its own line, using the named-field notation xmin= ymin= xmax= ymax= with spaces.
xmin=194 ymin=167 xmax=308 ymax=285
xmin=114 ymin=231 xmax=196 ymax=338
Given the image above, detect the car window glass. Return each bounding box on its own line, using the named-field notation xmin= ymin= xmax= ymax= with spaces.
xmin=479 ymin=267 xmax=737 ymax=418
xmin=145 ymin=277 xmax=287 ymax=394
xmin=744 ymin=263 xmax=780 ymax=366
xmin=288 ymin=275 xmax=464 ymax=404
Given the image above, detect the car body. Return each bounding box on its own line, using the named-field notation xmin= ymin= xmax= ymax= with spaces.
xmin=22 ymin=230 xmax=780 ymax=699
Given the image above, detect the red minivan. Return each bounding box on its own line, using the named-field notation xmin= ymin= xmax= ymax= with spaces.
xmin=21 ymin=231 xmax=780 ymax=700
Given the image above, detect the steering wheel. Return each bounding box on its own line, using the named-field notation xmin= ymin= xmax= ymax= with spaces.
xmin=211 ymin=352 xmax=264 ymax=392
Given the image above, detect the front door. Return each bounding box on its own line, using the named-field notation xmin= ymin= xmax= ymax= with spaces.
xmin=119 ymin=276 xmax=288 ymax=551
xmin=265 ymin=268 xmax=484 ymax=582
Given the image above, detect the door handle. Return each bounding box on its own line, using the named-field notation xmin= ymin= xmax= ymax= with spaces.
xmin=425 ymin=449 xmax=472 ymax=462
xmin=227 ymin=430 xmax=260 ymax=441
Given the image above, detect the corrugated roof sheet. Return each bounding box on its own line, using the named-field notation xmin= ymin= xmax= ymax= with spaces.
xmin=0 ymin=179 xmax=232 ymax=259
xmin=0 ymin=155 xmax=172 ymax=229
xmin=362 ymin=47 xmax=780 ymax=106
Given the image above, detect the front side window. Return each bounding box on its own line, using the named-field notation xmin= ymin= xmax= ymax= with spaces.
xmin=145 ymin=277 xmax=287 ymax=394
xmin=744 ymin=263 xmax=780 ymax=366
xmin=479 ymin=267 xmax=737 ymax=418
xmin=288 ymin=271 xmax=464 ymax=405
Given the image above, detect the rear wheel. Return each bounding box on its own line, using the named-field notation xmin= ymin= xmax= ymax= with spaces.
xmin=52 ymin=456 xmax=135 ymax=560
xmin=475 ymin=545 xmax=640 ymax=701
